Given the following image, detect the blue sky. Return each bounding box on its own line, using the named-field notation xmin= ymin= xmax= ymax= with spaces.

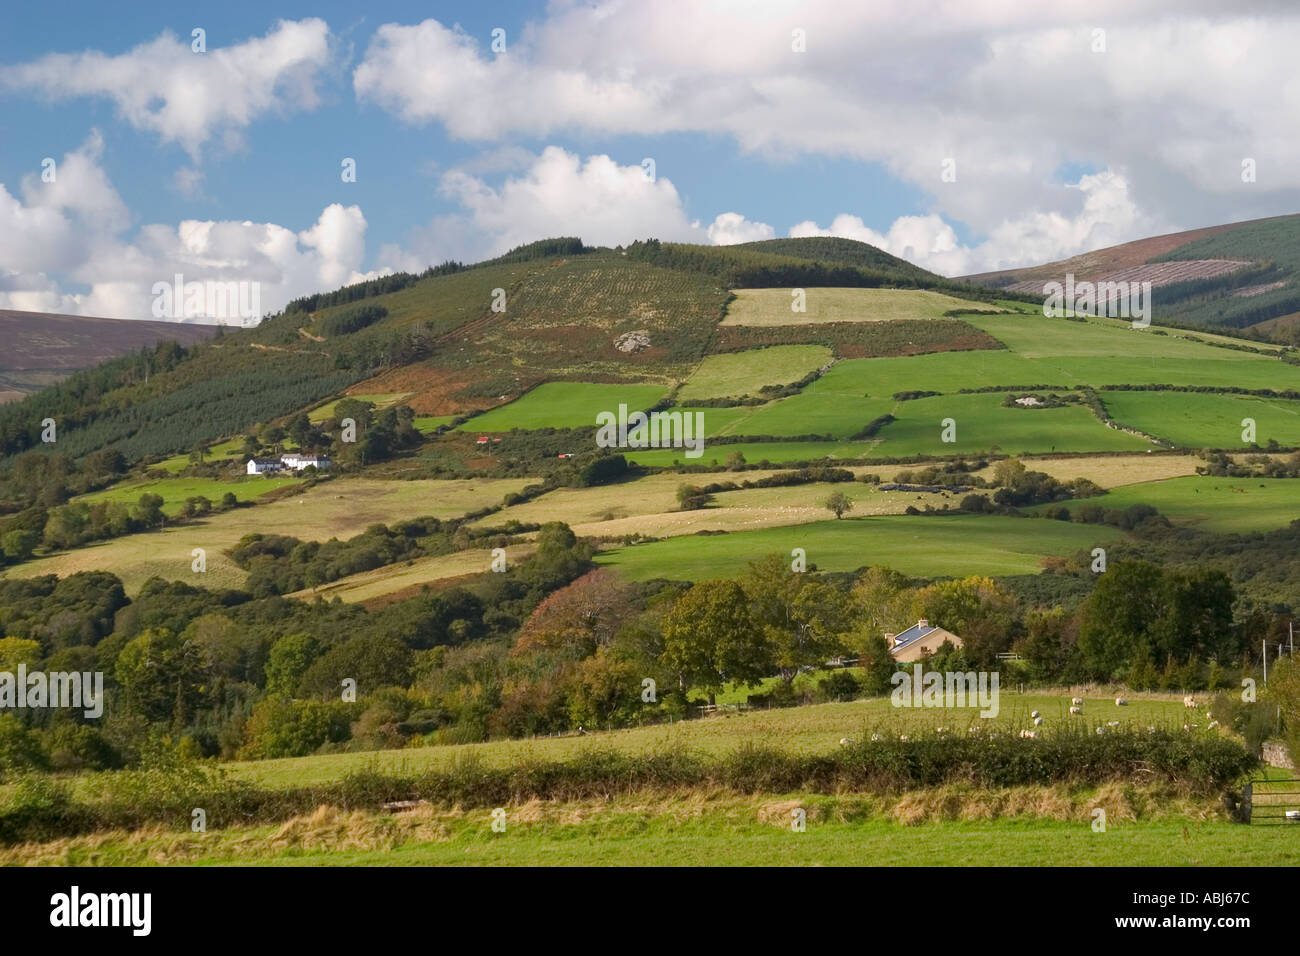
xmin=1 ymin=1 xmax=1296 ymax=319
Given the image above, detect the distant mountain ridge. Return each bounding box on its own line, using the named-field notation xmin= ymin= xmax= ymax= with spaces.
xmin=961 ymin=213 xmax=1300 ymax=340
xmin=0 ymin=309 xmax=220 ymax=402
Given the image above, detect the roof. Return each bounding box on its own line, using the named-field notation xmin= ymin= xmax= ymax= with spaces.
xmin=891 ymin=622 xmax=940 ymax=650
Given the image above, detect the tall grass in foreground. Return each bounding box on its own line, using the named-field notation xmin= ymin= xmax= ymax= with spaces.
xmin=0 ymin=725 xmax=1254 ymax=845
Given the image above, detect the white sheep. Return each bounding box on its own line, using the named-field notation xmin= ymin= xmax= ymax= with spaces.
xmin=1096 ymin=726 xmax=1106 ymax=735
xmin=1071 ymin=697 xmax=1083 ymax=706
xmin=1033 ymin=716 xmax=1044 ymax=727
xmin=1107 ymin=720 xmax=1119 ymax=727
xmin=870 ymin=733 xmax=881 ymax=741
xmin=839 ymin=737 xmax=853 ymax=746
xmin=1183 ymin=695 xmax=1198 ymax=708
xmin=1031 ymin=710 xmax=1041 ymax=719
xmin=1069 ymin=706 xmax=1082 ymax=715
xmin=1115 ymin=697 xmax=1128 ymax=706
xmin=1208 ymin=720 xmax=1219 ymax=729
xmin=1019 ymin=729 xmax=1037 ymax=739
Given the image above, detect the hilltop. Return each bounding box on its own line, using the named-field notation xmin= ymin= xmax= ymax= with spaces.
xmin=0 ymin=235 xmax=1011 ymax=465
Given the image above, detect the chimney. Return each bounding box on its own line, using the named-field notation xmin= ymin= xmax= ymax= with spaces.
xmin=918 ymin=619 xmax=929 ymax=629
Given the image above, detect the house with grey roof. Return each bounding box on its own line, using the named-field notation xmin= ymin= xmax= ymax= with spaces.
xmin=886 ymin=618 xmax=963 ymax=663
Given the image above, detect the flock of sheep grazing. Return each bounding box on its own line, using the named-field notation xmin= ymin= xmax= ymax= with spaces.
xmin=842 ymin=695 xmax=1221 ymax=746
xmin=1021 ymin=694 xmax=1212 ymax=737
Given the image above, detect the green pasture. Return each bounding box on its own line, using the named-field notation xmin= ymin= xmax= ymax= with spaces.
xmin=876 ymin=393 xmax=1151 ymax=456
xmin=1101 ymin=390 xmax=1300 ymax=449
xmin=714 ymin=391 xmax=895 ymax=439
xmin=213 ymin=692 xmax=1183 ymax=790
xmin=413 ymin=415 xmax=455 ymax=434
xmin=596 ymin=514 xmax=1118 ymax=582
xmin=677 ymin=346 xmax=831 ymax=400
xmin=153 ymin=438 xmax=247 ymax=473
xmin=78 ymin=474 xmax=303 ymax=511
xmin=458 ymin=382 xmax=667 ymax=432
xmin=1077 ymin=476 xmax=1300 ymax=533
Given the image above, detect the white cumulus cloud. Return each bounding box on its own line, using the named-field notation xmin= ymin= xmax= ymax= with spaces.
xmin=2 ymin=19 xmax=332 ymax=159
xmin=0 ymin=134 xmax=387 ymax=319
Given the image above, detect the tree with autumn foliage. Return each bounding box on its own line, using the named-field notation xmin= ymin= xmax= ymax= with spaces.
xmin=513 ymin=568 xmax=637 ymax=658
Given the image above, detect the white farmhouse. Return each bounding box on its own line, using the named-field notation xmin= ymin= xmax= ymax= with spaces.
xmin=280 ymin=453 xmax=332 ymax=471
xmin=247 ymin=458 xmax=284 ymax=475
xmin=246 ymin=454 xmax=332 ymax=475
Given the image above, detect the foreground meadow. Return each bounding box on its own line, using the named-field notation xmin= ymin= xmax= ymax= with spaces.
xmin=12 ymin=796 xmax=1298 ymax=867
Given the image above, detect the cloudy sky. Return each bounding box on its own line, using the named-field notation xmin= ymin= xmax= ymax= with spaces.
xmin=1 ymin=0 xmax=1297 ymax=320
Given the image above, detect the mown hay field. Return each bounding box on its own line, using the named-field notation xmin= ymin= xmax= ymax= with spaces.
xmin=969 ymin=453 xmax=1200 ymax=487
xmin=624 ymin=440 xmax=879 ymax=467
xmin=8 ymin=477 xmax=533 ymax=593
xmin=472 ymin=470 xmax=795 ymax=529
xmin=722 ymin=287 xmax=1006 ymax=325
xmin=285 ymin=543 xmax=536 ymax=604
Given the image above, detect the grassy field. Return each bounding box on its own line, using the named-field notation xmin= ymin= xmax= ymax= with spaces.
xmin=815 ymin=312 xmax=1300 ymax=395
xmin=834 ymin=348 xmax=1300 ymax=397
xmin=79 ymin=474 xmax=304 ymax=511
xmin=596 ymin=514 xmax=1117 ymax=581
xmin=13 ymin=692 xmax=1284 ymax=866
xmin=458 ymin=382 xmax=667 ymax=432
xmin=1101 ymin=390 xmax=1300 ymax=448
xmin=215 ymin=693 xmax=1191 ymax=789
xmin=668 ymin=389 xmax=1147 ymax=454
xmin=309 ymin=393 xmax=413 ymax=422
xmin=877 ymin=393 xmax=1152 ymax=456
xmin=708 ymin=392 xmax=896 ymax=439
xmin=627 ymin=440 xmax=888 ymax=467
xmin=286 ymin=543 xmax=536 ymax=604
xmin=722 ymin=287 xmax=1004 ymax=325
xmin=14 ymin=798 xmax=1295 ymax=867
xmin=1077 ymin=476 xmax=1300 ymax=533
xmin=972 ymin=453 xmax=1200 ymax=487
xmin=413 ymin=415 xmax=455 ymax=434
xmin=676 ymin=346 xmax=831 ymax=400
xmin=9 ymin=477 xmax=533 ymax=593
xmin=473 ymin=470 xmax=786 ymax=528
xmin=153 ymin=437 xmax=247 ymax=473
